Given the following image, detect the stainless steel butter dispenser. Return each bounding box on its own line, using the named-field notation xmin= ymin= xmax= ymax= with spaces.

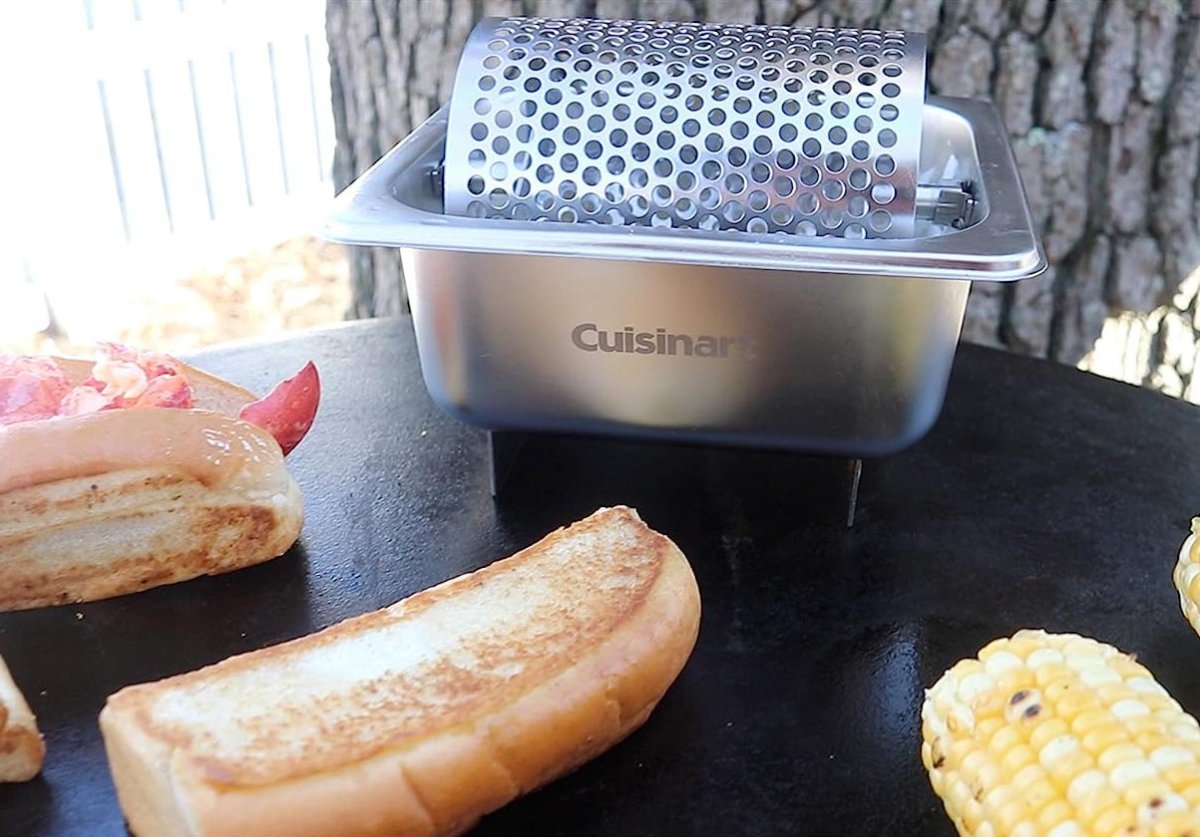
xmin=326 ymin=17 xmax=1046 ymax=456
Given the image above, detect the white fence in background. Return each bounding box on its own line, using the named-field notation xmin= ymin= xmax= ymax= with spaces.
xmin=0 ymin=0 xmax=336 ymax=339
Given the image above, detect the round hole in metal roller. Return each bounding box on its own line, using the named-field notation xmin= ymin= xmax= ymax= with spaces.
xmin=514 ymin=151 xmax=532 ymax=171
xmin=580 ymin=193 xmax=602 ymax=214
xmin=799 ymin=164 xmax=821 ymax=187
xmin=656 ymin=131 xmax=676 ymax=150
xmin=524 ymin=77 xmax=542 ymax=93
xmin=821 ymin=180 xmax=845 ymax=201
xmin=706 ymin=133 xmax=725 ymax=153
xmin=583 ymin=140 xmax=603 ymax=160
xmin=638 ymin=91 xmax=657 ymax=108
xmin=466 ymin=199 xmax=487 ymax=218
xmin=513 ymin=177 xmax=531 ymax=198
xmin=848 ymin=168 xmax=870 ymax=190
xmin=679 ymin=144 xmax=698 ymax=165
xmin=783 ymin=77 xmax=802 ymax=94
xmin=541 ymin=113 xmax=559 ymax=131
xmin=682 ymin=118 xmax=701 ymax=137
xmin=659 ymin=105 xmax=678 ymax=124
xmin=676 ymin=171 xmax=696 ymax=191
xmin=471 ymin=122 xmax=489 ymax=141
xmin=632 ymin=142 xmax=651 ymax=162
xmin=702 ymin=160 xmax=723 ymax=180
xmin=560 ymin=153 xmax=578 ymax=173
xmin=776 ymin=149 xmax=797 ymax=170
xmin=881 ymin=82 xmax=901 ymax=98
xmin=468 ymin=149 xmax=486 ymax=168
xmin=796 ymin=219 xmax=817 ymax=236
xmin=725 ymin=172 xmax=747 ymax=193
xmin=854 ymin=115 xmax=873 ymax=134
xmin=535 ymin=190 xmax=555 ymax=211
xmin=587 ymin=114 xmax=606 ymax=133
xmin=630 ymin=168 xmax=649 ymax=188
xmin=697 ymin=213 xmax=719 ymax=231
xmin=750 ymin=162 xmax=771 ymax=183
xmin=727 ymin=147 xmax=748 ymax=167
xmin=797 ymin=192 xmax=819 ymax=215
xmin=752 ymin=136 xmax=773 ymax=156
xmin=519 ymin=99 xmax=537 ymax=117
xmin=802 ymin=137 xmax=822 ymax=158
xmin=871 ymin=182 xmax=896 ymax=204
xmin=605 ymin=182 xmax=625 ymax=202
xmin=847 ymin=194 xmax=868 ymax=217
xmin=757 ymin=111 xmax=775 ymax=129
xmin=606 ymin=156 xmax=625 ymax=175
xmin=617 ymin=80 xmax=635 ymax=96
xmin=490 ymin=161 xmax=508 ymax=180
xmin=734 ymin=96 xmax=752 ymax=114
xmin=634 ymin=117 xmax=653 ymax=135
xmin=467 ymin=175 xmax=485 ymax=195
xmin=875 ymin=154 xmax=896 ymax=175
xmin=603 ymin=207 xmax=624 ymax=224
xmin=870 ymin=209 xmax=892 ymax=231
xmin=698 ymin=186 xmax=720 ymax=208
xmin=856 ymin=92 xmax=875 ymax=108
xmin=686 ymin=94 xmax=704 ymax=111
xmin=882 ymin=64 xmax=902 ymax=78
xmin=536 ymin=164 xmax=554 ymax=183
xmin=479 ymin=76 xmax=496 ymax=91
xmin=819 ymin=207 xmax=843 ymax=228
xmin=759 ymin=87 xmax=778 ymax=104
xmin=654 ymin=157 xmax=674 ymax=177
xmin=707 ymin=108 xmax=727 ymax=126
xmin=582 ymin=166 xmax=601 ymax=187
xmin=808 ymin=89 xmax=826 ymax=106
xmin=474 ymin=98 xmax=492 ymax=115
xmin=609 ymin=128 xmax=628 ymax=147
xmin=628 ymin=194 xmax=649 ymax=216
xmin=774 ymin=176 xmax=796 ymax=198
xmin=492 ymin=135 xmax=510 ymax=154
xmin=880 ymin=104 xmax=899 ymax=121
xmin=825 ymin=152 xmax=847 ymax=173
xmin=676 ymin=198 xmax=698 ymax=220
xmin=511 ymin=203 xmax=532 ymax=220
xmin=878 ymin=128 xmax=897 ymax=148
xmin=770 ymin=205 xmax=795 ymax=226
xmin=558 ymin=206 xmax=578 ymax=223
xmin=832 ymin=80 xmax=851 ymax=96
xmin=747 ymin=217 xmax=769 ymax=234
xmin=722 ymin=201 xmax=746 ymax=223
xmin=828 ymin=126 xmax=847 ymax=145
xmin=782 ymin=98 xmax=801 ymax=116
xmin=844 ymin=223 xmax=866 ymax=239
xmin=851 ymin=141 xmax=870 ymax=162
xmin=545 ymin=88 xmax=562 ymax=105
xmin=558 ymin=180 xmax=578 ymax=200
xmin=805 ymin=113 xmax=824 ymax=131
xmin=650 ymin=211 xmax=673 ymax=228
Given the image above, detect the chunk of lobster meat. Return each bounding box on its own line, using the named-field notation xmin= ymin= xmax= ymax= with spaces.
xmin=238 ymin=361 xmax=320 ymax=455
xmin=0 ymin=355 xmax=71 ymax=426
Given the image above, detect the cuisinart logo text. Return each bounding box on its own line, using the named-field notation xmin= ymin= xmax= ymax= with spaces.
xmin=571 ymin=323 xmax=757 ymax=360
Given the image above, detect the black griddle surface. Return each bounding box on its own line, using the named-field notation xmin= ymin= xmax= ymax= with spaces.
xmin=4 ymin=317 xmax=1200 ymax=836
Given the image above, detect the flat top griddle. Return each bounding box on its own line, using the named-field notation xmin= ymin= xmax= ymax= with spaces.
xmin=3 ymin=317 xmax=1199 ymax=837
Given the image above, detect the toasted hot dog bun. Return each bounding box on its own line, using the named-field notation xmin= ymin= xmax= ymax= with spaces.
xmin=0 ymin=359 xmax=303 ymax=612
xmin=0 ymin=654 xmax=44 ymax=782
xmin=100 ymin=507 xmax=701 ymax=837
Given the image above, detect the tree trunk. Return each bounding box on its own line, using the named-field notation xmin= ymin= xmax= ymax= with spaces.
xmin=327 ymin=0 xmax=1200 ymax=384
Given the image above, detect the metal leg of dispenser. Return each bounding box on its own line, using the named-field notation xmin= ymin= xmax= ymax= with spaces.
xmin=846 ymin=458 xmax=863 ymax=529
xmin=488 ymin=430 xmax=527 ymax=498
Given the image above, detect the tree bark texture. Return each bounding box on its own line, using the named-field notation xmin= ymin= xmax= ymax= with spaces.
xmin=327 ymin=0 xmax=1200 ymax=384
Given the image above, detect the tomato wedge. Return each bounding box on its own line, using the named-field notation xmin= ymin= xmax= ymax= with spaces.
xmin=238 ymin=362 xmax=320 ymax=456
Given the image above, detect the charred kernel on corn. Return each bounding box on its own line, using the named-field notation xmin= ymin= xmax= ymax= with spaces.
xmin=921 ymin=630 xmax=1200 ymax=836
xmin=1174 ymin=523 xmax=1200 ymax=638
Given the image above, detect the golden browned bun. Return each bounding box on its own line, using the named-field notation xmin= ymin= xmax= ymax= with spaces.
xmin=0 ymin=654 xmax=44 ymax=782
xmin=0 ymin=359 xmax=303 ymax=612
xmin=100 ymin=506 xmax=701 ymax=837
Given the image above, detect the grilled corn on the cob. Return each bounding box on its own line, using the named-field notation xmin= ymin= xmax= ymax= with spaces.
xmin=922 ymin=630 xmax=1200 ymax=836
xmin=1173 ymin=522 xmax=1200 ymax=637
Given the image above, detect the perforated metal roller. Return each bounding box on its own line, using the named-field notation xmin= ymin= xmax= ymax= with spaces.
xmin=444 ymin=17 xmax=971 ymax=239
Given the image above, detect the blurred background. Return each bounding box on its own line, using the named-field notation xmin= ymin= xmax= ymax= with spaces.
xmin=1 ymin=0 xmax=1198 ymax=401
